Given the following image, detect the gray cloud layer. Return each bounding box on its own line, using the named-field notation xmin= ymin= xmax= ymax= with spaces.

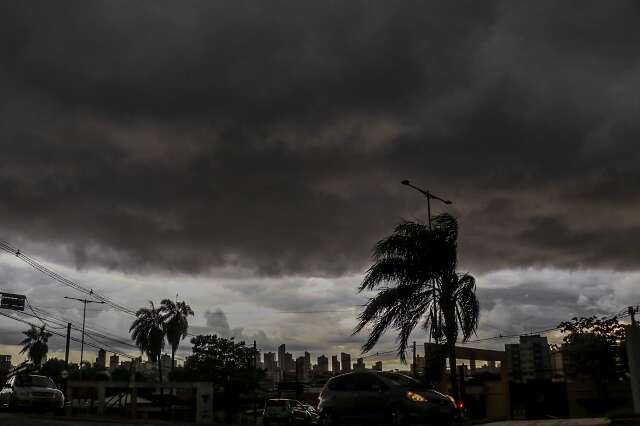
xmin=1 ymin=1 xmax=639 ymax=277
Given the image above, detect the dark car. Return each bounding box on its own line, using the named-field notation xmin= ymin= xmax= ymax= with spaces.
xmin=317 ymin=371 xmax=456 ymax=426
xmin=263 ymin=398 xmax=318 ymax=426
xmin=0 ymin=374 xmax=64 ymax=412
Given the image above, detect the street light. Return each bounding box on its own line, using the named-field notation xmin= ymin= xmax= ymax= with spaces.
xmin=401 ymin=179 xmax=452 ymax=351
xmin=64 ymin=295 xmax=106 ymax=368
xmin=401 ymin=180 xmax=452 ymax=230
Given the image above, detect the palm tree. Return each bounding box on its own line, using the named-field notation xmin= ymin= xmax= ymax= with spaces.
xmin=160 ymin=298 xmax=194 ymax=371
xmin=354 ymin=213 xmax=479 ymax=402
xmin=130 ymin=301 xmax=165 ymax=382
xmin=20 ymin=325 xmax=52 ymax=369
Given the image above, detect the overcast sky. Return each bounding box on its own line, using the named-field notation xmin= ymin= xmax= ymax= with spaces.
xmin=1 ymin=1 xmax=640 ymax=369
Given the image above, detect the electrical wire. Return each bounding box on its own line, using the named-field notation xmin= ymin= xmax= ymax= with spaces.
xmin=0 ymin=309 xmax=136 ymax=360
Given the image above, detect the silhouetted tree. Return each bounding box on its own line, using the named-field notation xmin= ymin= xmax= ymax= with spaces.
xmin=181 ymin=334 xmax=260 ymax=413
xmin=559 ymin=315 xmax=627 ymax=403
xmin=354 ymin=214 xmax=479 ymax=402
xmin=130 ymin=301 xmax=165 ymax=382
xmin=19 ymin=325 xmax=52 ymax=369
xmin=160 ymin=299 xmax=194 ymax=371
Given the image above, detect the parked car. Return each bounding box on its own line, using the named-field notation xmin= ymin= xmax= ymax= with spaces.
xmin=263 ymin=398 xmax=318 ymax=425
xmin=0 ymin=374 xmax=64 ymax=411
xmin=317 ymin=371 xmax=456 ymax=426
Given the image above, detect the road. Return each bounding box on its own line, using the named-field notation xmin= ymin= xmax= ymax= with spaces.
xmin=0 ymin=412 xmax=194 ymax=426
xmin=0 ymin=412 xmax=636 ymax=426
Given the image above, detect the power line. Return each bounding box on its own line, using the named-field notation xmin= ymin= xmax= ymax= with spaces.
xmin=0 ymin=240 xmax=137 ymax=316
xmin=0 ymin=309 xmax=136 ymax=360
xmin=1 ymin=240 xmax=362 ymax=320
xmin=24 ymin=303 xmax=186 ymax=361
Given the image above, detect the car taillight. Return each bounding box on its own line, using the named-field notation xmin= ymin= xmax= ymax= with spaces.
xmin=457 ymin=401 xmax=464 ymax=410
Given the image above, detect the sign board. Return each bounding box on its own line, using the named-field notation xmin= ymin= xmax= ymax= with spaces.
xmin=196 ymin=382 xmax=214 ymax=424
xmin=0 ymin=292 xmax=26 ymax=311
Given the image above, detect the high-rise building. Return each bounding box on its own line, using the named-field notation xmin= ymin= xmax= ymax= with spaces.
xmin=96 ymin=349 xmax=107 ymax=368
xmin=341 ymin=353 xmax=351 ymax=373
xmin=278 ymin=344 xmax=287 ymax=370
xmin=331 ymin=355 xmax=340 ymax=373
xmin=505 ymin=335 xmax=552 ymax=383
xmin=317 ymin=355 xmax=329 ymax=374
xmin=255 ymin=349 xmax=262 ymax=369
xmin=304 ymin=351 xmax=311 ymax=372
xmin=411 ymin=354 xmax=425 ymax=375
xmin=354 ymin=358 xmax=366 ymax=371
xmin=0 ymin=354 xmax=12 ymax=371
xmin=296 ymin=356 xmax=309 ymax=381
xmin=284 ymin=353 xmax=294 ymax=372
xmin=264 ymin=352 xmax=277 ymax=371
xmin=373 ymin=361 xmax=383 ymax=371
xmin=109 ymin=355 xmax=119 ymax=370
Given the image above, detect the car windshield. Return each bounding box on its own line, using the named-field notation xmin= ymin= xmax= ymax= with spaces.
xmin=15 ymin=376 xmax=54 ymax=388
xmin=380 ymin=373 xmax=423 ymax=388
xmin=267 ymin=400 xmax=287 ymax=407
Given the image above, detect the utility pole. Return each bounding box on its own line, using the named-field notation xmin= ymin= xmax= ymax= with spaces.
xmin=630 ymin=306 xmax=637 ymax=326
xmin=64 ymin=322 xmax=71 ymax=367
xmin=412 ymin=341 xmax=417 ymax=377
xmin=253 ymin=340 xmax=258 ymax=424
xmin=401 ymin=180 xmax=452 ymax=230
xmin=64 ymin=296 xmax=105 ymax=369
xmin=401 ymin=180 xmax=452 ymax=347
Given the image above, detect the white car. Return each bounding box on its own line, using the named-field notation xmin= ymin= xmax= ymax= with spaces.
xmin=0 ymin=374 xmax=64 ymax=411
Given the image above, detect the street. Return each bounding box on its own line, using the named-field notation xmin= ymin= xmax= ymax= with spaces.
xmin=0 ymin=412 xmax=194 ymax=426
xmin=0 ymin=412 xmax=633 ymax=426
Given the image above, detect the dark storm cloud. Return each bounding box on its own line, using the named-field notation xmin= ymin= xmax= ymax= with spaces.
xmin=1 ymin=1 xmax=639 ymax=276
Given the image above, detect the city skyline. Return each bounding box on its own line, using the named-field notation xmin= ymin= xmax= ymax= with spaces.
xmin=1 ymin=1 xmax=640 ymax=371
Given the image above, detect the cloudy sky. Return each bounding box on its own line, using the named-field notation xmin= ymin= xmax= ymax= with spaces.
xmin=1 ymin=1 xmax=640 ymax=368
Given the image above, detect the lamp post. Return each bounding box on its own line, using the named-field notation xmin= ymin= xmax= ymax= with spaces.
xmin=64 ymin=295 xmax=105 ymax=368
xmin=401 ymin=180 xmax=452 ymax=230
xmin=400 ymin=179 xmax=453 ymax=369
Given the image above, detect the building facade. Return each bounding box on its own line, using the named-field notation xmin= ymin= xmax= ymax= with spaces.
xmin=96 ymin=349 xmax=107 ymax=368
xmin=0 ymin=355 xmax=11 ymax=371
xmin=341 ymin=353 xmax=351 ymax=373
xmin=109 ymin=355 xmax=119 ymax=370
xmin=332 ymin=355 xmax=340 ymax=373
xmin=506 ymin=335 xmax=552 ymax=383
xmin=317 ymin=355 xmax=329 ymax=374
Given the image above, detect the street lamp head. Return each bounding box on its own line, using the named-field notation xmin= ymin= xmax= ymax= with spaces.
xmin=444 ymin=200 xmax=452 ymax=205
xmin=401 ymin=180 xmax=410 ymax=185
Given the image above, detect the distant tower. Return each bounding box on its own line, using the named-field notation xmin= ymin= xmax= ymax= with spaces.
xmin=96 ymin=349 xmax=107 ymax=368
xmin=341 ymin=353 xmax=351 ymax=373
xmin=304 ymin=351 xmax=311 ymax=372
xmin=109 ymin=354 xmax=119 ymax=370
xmin=317 ymin=355 xmax=329 ymax=374
xmin=278 ymin=344 xmax=286 ymax=368
xmin=332 ymin=355 xmax=340 ymax=374
xmin=264 ymin=352 xmax=276 ymax=371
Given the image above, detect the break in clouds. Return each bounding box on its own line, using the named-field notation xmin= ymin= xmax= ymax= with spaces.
xmin=1 ymin=1 xmax=640 ymax=356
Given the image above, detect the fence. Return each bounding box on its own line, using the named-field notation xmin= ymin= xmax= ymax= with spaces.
xmin=65 ymin=380 xmax=214 ymax=424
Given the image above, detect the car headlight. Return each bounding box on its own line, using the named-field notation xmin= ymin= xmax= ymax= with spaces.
xmin=406 ymin=391 xmax=427 ymax=402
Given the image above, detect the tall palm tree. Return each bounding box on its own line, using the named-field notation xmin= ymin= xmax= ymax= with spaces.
xmin=160 ymin=298 xmax=194 ymax=371
xmin=354 ymin=213 xmax=479 ymax=402
xmin=20 ymin=325 xmax=52 ymax=369
xmin=130 ymin=301 xmax=165 ymax=382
